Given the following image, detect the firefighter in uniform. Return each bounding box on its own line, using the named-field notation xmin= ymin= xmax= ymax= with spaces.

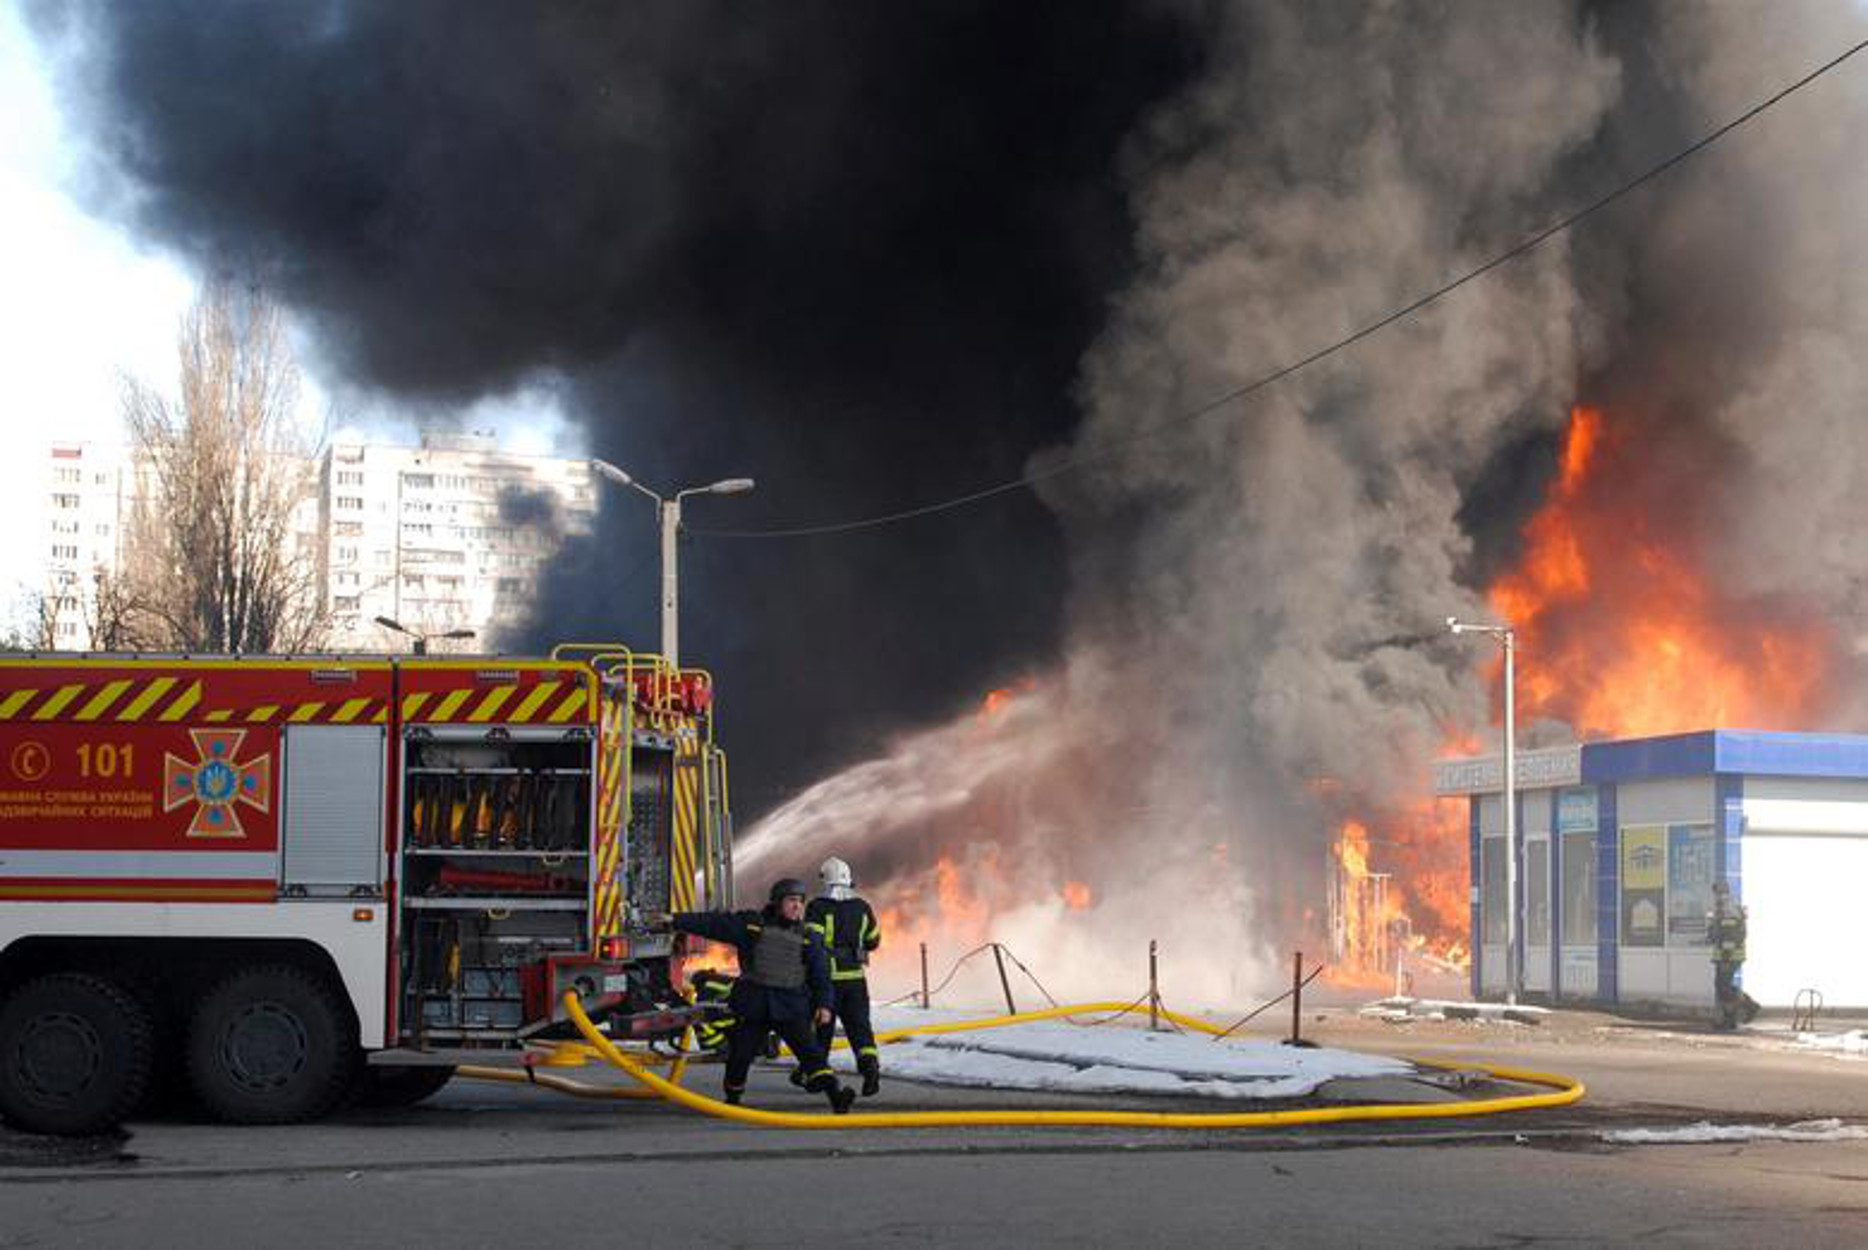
xmin=1708 ymin=881 xmax=1759 ymax=1030
xmin=807 ymin=856 xmax=883 ymax=1097
xmin=660 ymin=879 xmax=855 ymax=1112
xmin=687 ymin=968 xmax=736 ymax=1056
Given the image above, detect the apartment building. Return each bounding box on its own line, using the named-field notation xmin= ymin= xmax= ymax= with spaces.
xmin=39 ymin=441 xmax=127 ymax=647
xmin=321 ymin=431 xmax=597 ymax=651
xmin=34 ymin=432 xmax=596 ymax=652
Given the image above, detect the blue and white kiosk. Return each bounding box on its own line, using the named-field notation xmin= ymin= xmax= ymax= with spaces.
xmin=1435 ymin=730 xmax=1868 ymax=1012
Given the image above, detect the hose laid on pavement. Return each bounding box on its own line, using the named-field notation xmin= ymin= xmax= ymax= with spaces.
xmin=458 ymin=1023 xmax=698 ymax=1101
xmin=558 ymin=992 xmax=1585 ymax=1130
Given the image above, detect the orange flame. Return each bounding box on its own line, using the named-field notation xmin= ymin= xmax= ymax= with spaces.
xmin=1489 ymin=406 xmax=1835 ymax=737
xmin=1326 ymin=811 xmax=1468 ymax=988
xmin=678 ymin=938 xmax=739 ymax=980
xmin=1061 ymin=880 xmax=1093 ymax=910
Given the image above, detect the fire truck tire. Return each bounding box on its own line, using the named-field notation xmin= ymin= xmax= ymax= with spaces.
xmin=186 ymin=965 xmax=359 ymax=1125
xmin=357 ymin=1064 xmax=456 ymax=1108
xmin=0 ymin=973 xmax=154 ymax=1137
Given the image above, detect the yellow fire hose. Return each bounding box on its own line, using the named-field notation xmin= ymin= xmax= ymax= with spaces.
xmin=457 ymin=1024 xmax=698 ymax=1101
xmin=531 ymin=992 xmax=1584 ymax=1130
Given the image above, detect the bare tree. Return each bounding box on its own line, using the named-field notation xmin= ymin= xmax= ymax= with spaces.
xmin=113 ymin=280 xmax=326 ymax=653
xmin=82 ymin=565 xmax=153 ymax=652
xmin=0 ymin=584 xmax=77 ymax=652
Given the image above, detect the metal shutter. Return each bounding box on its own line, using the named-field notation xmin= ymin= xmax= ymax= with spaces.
xmin=282 ymin=725 xmax=385 ymax=892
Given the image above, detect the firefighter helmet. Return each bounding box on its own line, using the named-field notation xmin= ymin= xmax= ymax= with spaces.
xmin=819 ymin=856 xmax=854 ymax=892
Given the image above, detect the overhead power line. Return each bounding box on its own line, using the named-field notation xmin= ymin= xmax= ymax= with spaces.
xmin=694 ymin=35 xmax=1868 ymax=542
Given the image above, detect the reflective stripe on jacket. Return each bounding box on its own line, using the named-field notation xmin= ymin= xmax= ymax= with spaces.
xmin=807 ymin=895 xmax=882 ymax=982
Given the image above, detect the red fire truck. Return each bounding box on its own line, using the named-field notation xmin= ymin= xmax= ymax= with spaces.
xmin=0 ymin=644 xmax=733 ymax=1135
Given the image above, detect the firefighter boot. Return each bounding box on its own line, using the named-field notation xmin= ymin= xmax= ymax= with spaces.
xmin=826 ymin=1083 xmax=856 ymax=1115
xmin=724 ymin=1086 xmax=744 ymax=1106
xmin=859 ymin=1058 xmax=881 ymax=1098
xmin=788 ymin=1067 xmax=807 ymax=1088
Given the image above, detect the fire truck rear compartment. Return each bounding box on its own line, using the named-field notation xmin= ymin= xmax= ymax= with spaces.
xmin=398 ymin=728 xmax=610 ymax=1042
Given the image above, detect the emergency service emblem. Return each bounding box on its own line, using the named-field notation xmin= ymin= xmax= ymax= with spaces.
xmin=163 ymin=729 xmax=273 ymax=839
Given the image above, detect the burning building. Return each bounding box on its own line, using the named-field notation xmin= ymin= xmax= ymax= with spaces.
xmin=1437 ymin=732 xmax=1868 ymax=1013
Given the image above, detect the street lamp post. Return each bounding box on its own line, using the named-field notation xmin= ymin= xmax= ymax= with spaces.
xmin=1448 ymin=615 xmax=1519 ymax=1006
xmin=590 ymin=460 xmax=754 ymax=668
xmin=374 ymin=615 xmax=475 ymax=657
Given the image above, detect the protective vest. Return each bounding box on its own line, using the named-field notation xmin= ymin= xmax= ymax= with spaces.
xmin=743 ymin=923 xmax=809 ymax=990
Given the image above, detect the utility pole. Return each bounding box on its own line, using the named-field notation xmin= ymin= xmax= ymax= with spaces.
xmin=660 ymin=496 xmax=680 ymax=667
xmin=590 ymin=461 xmax=754 ymax=668
xmin=1449 ymin=616 xmax=1520 ymax=1006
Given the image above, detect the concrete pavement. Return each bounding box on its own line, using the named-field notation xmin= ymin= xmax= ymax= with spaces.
xmin=3 ymin=1007 xmax=1866 ymax=1246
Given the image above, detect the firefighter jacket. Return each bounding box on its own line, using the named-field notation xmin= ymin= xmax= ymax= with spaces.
xmin=806 ymin=895 xmax=882 ymax=982
xmin=1708 ymin=904 xmax=1748 ymax=963
xmin=672 ymin=907 xmax=832 ymax=1021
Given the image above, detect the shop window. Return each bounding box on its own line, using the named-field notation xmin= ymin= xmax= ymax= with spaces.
xmin=1481 ymin=837 xmax=1507 ymax=945
xmin=1561 ymin=832 xmax=1596 ymax=944
xmin=1667 ymin=824 xmax=1715 ymax=947
xmin=1619 ymin=825 xmax=1666 ymax=948
xmin=1526 ymin=841 xmax=1549 ymax=946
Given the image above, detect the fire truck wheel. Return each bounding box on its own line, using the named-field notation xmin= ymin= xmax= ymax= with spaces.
xmin=0 ymin=973 xmax=154 ymax=1137
xmin=186 ymin=965 xmax=359 ymax=1125
xmin=357 ymin=1064 xmax=456 ymax=1108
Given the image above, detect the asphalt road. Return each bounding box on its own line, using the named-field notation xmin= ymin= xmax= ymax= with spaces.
xmin=3 ymin=1009 xmax=1866 ymax=1247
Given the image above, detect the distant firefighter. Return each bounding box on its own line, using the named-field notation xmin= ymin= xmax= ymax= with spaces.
xmin=1707 ymin=881 xmax=1760 ymax=1031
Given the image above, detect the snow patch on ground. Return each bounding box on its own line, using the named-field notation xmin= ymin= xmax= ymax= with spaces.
xmin=1604 ymin=1118 xmax=1868 ymax=1145
xmin=1359 ymin=996 xmax=1549 ymax=1024
xmin=1791 ymin=1029 xmax=1868 ymax=1056
xmin=823 ymin=1007 xmax=1413 ymax=1100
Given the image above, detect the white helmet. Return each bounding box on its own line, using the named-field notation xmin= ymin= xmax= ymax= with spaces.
xmin=819 ymin=856 xmax=854 ymax=899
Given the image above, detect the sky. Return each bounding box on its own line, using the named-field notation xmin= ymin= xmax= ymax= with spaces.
xmin=0 ymin=4 xmax=190 ymax=610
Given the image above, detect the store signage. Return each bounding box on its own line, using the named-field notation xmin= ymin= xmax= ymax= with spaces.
xmin=1556 ymin=787 xmax=1599 ymax=833
xmin=1433 ymin=745 xmax=1582 ymax=795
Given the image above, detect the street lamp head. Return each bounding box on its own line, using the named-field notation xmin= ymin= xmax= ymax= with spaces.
xmin=374 ymin=615 xmax=411 ymax=636
xmin=1448 ymin=616 xmax=1511 ymax=638
xmin=590 ymin=459 xmax=634 ymax=488
xmin=440 ymin=629 xmax=476 ymax=641
xmin=706 ymin=477 xmax=755 ymax=496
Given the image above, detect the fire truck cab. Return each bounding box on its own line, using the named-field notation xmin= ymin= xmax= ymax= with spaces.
xmin=0 ymin=644 xmax=733 ymax=1135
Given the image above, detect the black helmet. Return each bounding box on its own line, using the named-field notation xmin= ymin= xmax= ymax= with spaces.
xmin=768 ymin=877 xmax=809 ymax=904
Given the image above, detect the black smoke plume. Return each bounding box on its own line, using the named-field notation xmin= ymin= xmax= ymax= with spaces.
xmin=30 ymin=0 xmax=1203 ymax=812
